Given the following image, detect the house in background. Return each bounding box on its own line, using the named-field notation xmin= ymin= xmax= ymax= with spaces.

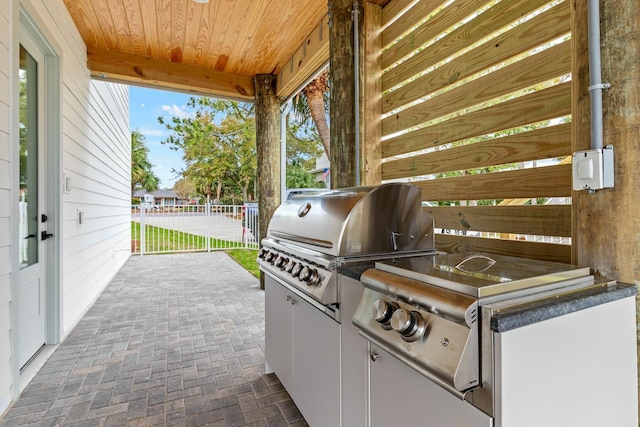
xmin=132 ymin=189 xmax=183 ymax=207
xmin=309 ymin=153 xmax=330 ymax=188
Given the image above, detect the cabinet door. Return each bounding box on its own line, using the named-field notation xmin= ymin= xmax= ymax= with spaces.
xmin=494 ymin=297 xmax=637 ymax=427
xmin=340 ymin=275 xmax=367 ymax=427
xmin=264 ymin=277 xmax=293 ymax=391
xmin=293 ymin=295 xmax=341 ymax=427
xmin=369 ymin=344 xmax=492 ymax=427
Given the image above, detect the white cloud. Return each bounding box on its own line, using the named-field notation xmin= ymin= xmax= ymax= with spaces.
xmin=137 ymin=126 xmax=165 ymax=138
xmin=161 ymin=104 xmax=193 ymax=119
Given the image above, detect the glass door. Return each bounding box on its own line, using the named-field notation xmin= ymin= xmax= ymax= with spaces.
xmin=17 ymin=38 xmax=47 ymax=369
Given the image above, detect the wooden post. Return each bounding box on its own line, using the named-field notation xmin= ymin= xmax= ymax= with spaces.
xmin=361 ymin=2 xmax=382 ymax=185
xmin=329 ymin=0 xmax=357 ymax=188
xmin=254 ymin=74 xmax=281 ymax=289
xmin=571 ymin=0 xmax=640 ymax=403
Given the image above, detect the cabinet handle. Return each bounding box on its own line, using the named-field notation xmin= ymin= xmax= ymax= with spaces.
xmin=370 ymin=351 xmax=379 ymax=362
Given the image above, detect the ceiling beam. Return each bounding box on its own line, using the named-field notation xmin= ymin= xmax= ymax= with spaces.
xmin=87 ymin=47 xmax=255 ymax=101
xmin=276 ymin=14 xmax=330 ymax=99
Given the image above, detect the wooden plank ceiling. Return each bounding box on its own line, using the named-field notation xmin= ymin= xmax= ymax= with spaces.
xmin=62 ymin=0 xmax=332 ymax=101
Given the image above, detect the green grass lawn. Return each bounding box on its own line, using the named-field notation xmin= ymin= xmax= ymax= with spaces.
xmin=131 ymin=222 xmax=259 ymax=278
xmin=226 ymin=248 xmax=260 ymax=278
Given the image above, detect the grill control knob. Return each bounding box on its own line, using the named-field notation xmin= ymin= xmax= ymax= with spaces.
xmin=267 ymin=252 xmax=277 ymax=264
xmin=308 ymin=271 xmax=323 ymax=286
xmin=300 ymin=268 xmax=320 ymax=286
xmin=299 ymin=266 xmax=310 ymax=281
xmin=275 ymin=256 xmax=289 ymax=269
xmin=390 ymin=309 xmax=426 ymax=342
xmin=285 ymin=260 xmax=297 ymax=273
xmin=299 ymin=266 xmax=318 ymax=284
xmin=371 ymin=300 xmax=399 ymax=325
xmin=258 ymin=249 xmax=269 ymax=259
xmin=291 ymin=263 xmax=304 ymax=278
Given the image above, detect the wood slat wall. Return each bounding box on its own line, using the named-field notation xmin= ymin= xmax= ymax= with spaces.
xmin=380 ymin=0 xmax=572 ymax=263
xmin=426 ymin=205 xmax=571 ymax=236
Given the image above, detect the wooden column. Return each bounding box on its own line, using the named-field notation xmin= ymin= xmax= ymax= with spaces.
xmin=329 ymin=0 xmax=357 ymax=188
xmin=361 ymin=2 xmax=382 ymax=185
xmin=254 ymin=74 xmax=281 ymax=289
xmin=571 ymin=0 xmax=640 ymax=401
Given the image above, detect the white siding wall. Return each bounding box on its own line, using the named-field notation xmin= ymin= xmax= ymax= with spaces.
xmin=61 ymin=79 xmax=131 ymax=331
xmin=0 ymin=0 xmax=131 ymax=412
xmin=0 ymin=0 xmax=14 ymax=414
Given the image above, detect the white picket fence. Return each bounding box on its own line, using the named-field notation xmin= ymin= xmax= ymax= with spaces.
xmin=131 ymin=203 xmax=259 ymax=255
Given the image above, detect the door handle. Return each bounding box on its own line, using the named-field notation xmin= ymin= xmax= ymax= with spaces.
xmin=24 ymin=234 xmax=36 ymax=240
xmin=41 ymin=231 xmax=54 ymax=241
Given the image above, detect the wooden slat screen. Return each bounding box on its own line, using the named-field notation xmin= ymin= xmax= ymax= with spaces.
xmin=381 ymin=0 xmax=572 ymax=263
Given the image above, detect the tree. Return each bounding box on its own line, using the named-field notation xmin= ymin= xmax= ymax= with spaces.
xmin=159 ymin=98 xmax=256 ymax=202
xmin=286 ymin=118 xmax=324 ymax=170
xmin=173 ymin=177 xmax=195 ymax=202
xmin=159 ymin=96 xmax=326 ymax=202
xmin=286 ymin=163 xmax=317 ymax=189
xmin=131 ymin=130 xmax=159 ymax=192
xmin=294 ymin=70 xmax=330 ymax=157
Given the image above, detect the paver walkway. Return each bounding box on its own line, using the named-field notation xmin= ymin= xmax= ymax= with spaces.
xmin=0 ymin=253 xmax=307 ymax=427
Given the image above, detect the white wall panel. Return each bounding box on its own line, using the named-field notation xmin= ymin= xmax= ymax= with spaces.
xmin=0 ymin=132 xmax=8 ymax=163
xmin=0 ymin=189 xmax=9 ymax=218
xmin=0 ymin=103 xmax=8 ymax=140
xmin=0 ymin=274 xmax=10 ymax=305
xmin=0 ymin=160 xmax=8 ymax=190
xmin=62 ymin=96 xmax=130 ymax=332
xmin=0 ymin=219 xmax=9 ymax=247
xmin=0 ymin=246 xmax=10 ymax=280
xmin=0 ymin=0 xmax=13 ymax=415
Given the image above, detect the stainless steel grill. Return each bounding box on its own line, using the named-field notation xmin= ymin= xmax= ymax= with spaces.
xmin=257 ymin=183 xmax=436 ymax=311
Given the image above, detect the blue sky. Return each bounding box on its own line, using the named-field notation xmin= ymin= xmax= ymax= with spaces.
xmin=129 ymin=86 xmax=194 ymax=189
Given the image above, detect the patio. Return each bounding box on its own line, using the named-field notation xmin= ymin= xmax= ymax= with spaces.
xmin=0 ymin=253 xmax=306 ymax=427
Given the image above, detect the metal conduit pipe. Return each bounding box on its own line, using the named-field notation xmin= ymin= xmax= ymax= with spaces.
xmin=352 ymin=2 xmax=360 ymax=186
xmin=280 ymin=101 xmax=292 ymax=201
xmin=571 ymin=0 xmax=613 ymax=193
xmin=587 ymin=0 xmax=610 ymax=150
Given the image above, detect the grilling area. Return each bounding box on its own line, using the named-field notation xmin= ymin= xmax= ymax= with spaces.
xmin=1 ymin=0 xmax=639 ymax=426
xmin=258 ymin=184 xmax=637 ymax=426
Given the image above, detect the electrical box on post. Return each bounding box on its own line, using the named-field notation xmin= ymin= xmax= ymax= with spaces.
xmin=572 ymin=146 xmax=614 ymax=192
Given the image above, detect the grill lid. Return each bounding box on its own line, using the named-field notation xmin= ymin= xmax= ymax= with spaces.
xmin=266 ymin=183 xmax=435 ymax=257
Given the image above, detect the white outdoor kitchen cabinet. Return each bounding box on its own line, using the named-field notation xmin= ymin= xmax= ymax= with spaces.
xmin=340 ymin=275 xmax=369 ymax=427
xmin=264 ymin=277 xmax=341 ymax=427
xmin=368 ymin=342 xmax=493 ymax=427
xmin=492 ymin=295 xmax=638 ymax=427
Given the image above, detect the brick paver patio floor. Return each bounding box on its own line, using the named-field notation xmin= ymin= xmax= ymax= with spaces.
xmin=0 ymin=252 xmax=307 ymax=427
